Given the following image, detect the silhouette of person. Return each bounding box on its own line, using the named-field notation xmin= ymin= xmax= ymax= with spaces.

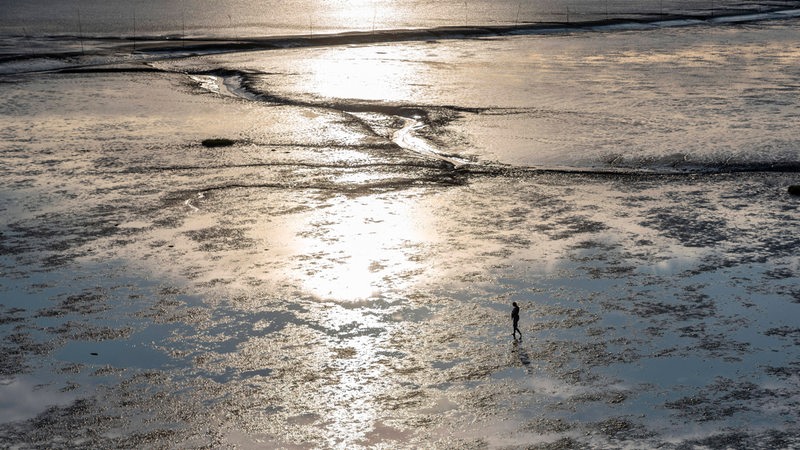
xmin=511 ymin=302 xmax=521 ymax=338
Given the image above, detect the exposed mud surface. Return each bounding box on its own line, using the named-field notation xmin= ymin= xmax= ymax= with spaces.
xmin=2 ymin=34 xmax=800 ymax=449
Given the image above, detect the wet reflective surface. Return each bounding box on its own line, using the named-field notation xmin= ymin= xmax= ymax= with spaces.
xmin=2 ymin=14 xmax=800 ymax=450
xmin=1 ymin=0 xmax=786 ymax=39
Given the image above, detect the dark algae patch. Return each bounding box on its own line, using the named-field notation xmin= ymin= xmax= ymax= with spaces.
xmin=201 ymin=138 xmax=236 ymax=148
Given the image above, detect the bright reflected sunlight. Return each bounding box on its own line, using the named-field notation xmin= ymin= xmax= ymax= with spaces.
xmin=293 ymin=194 xmax=429 ymax=302
xmin=324 ymin=0 xmax=400 ymax=33
xmin=302 ymin=45 xmax=424 ymax=102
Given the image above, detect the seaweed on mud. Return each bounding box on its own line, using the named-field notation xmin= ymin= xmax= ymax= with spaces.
xmin=158 ymin=286 xmax=185 ymax=296
xmin=0 ymin=290 xmax=119 ymax=376
xmin=529 ymin=306 xmax=599 ymax=332
xmin=375 ymin=389 xmax=426 ymax=411
xmin=639 ymin=207 xmax=729 ymax=248
xmin=590 ymin=417 xmax=653 ymax=440
xmin=714 ymin=380 xmax=767 ymax=402
xmin=0 ymin=306 xmax=25 ymax=325
xmin=755 ymin=234 xmax=800 ymax=258
xmin=3 ymin=207 xmax=131 ymax=267
xmin=151 ymin=215 xmax=185 ymax=229
xmin=0 ymin=391 xmax=229 ymax=450
xmin=41 ymin=252 xmax=87 ymax=268
xmin=763 ymin=267 xmax=796 ymax=280
xmin=764 ymin=326 xmax=800 ymax=345
xmin=1 ymin=327 xmax=57 ymax=376
xmin=676 ymin=429 xmax=800 ymax=450
xmin=542 ymin=438 xmax=587 ymax=450
xmin=92 ymin=365 xmax=124 ymax=377
xmin=447 ymin=361 xmax=506 ymax=382
xmin=183 ymin=226 xmax=256 ymax=252
xmin=56 ymin=362 xmax=84 ymax=374
xmin=0 ymin=398 xmax=118 ymax=448
xmin=665 ymin=395 xmax=742 ymax=421
xmin=526 ymin=338 xmax=637 ymax=382
xmin=724 ymin=217 xmax=800 ymax=260
xmin=763 ymin=362 xmax=800 ymax=379
xmin=785 ymin=287 xmax=800 ymax=303
xmin=4 ymin=332 xmax=53 ymax=356
xmin=523 ymin=417 xmax=575 ymax=434
xmin=550 ymin=216 xmax=609 ymax=240
xmin=665 ymin=377 xmax=783 ymax=423
xmin=36 ymin=290 xmax=109 ymax=317
xmin=684 ymin=253 xmax=760 ymax=277
xmin=585 ymin=264 xmax=636 ymax=278
xmin=0 ymin=347 xmax=27 ymax=377
xmin=628 ymin=290 xmax=716 ymax=321
xmin=571 ymin=390 xmax=628 ymax=405
xmin=46 ymin=321 xmax=132 ymax=341
xmin=568 ymin=241 xmax=641 ymax=278
xmin=566 ymin=340 xmax=639 ymax=367
xmin=569 ymin=240 xmax=605 ymax=251
xmin=677 ymin=323 xmax=751 ymax=358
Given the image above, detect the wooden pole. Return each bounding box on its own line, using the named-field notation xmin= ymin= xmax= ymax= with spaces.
xmin=77 ymin=8 xmax=85 ymax=55
xmin=132 ymin=6 xmax=137 ymax=53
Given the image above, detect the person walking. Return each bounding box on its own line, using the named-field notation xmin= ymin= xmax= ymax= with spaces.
xmin=511 ymin=302 xmax=521 ymax=339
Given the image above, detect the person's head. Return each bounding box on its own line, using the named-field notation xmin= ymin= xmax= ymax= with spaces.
xmin=512 ymin=302 xmax=518 ymax=307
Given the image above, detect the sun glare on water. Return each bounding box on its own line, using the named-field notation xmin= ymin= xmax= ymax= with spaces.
xmin=300 ymin=45 xmax=427 ymax=102
xmin=322 ymin=0 xmax=402 ymax=33
xmin=292 ymin=193 xmax=429 ymax=302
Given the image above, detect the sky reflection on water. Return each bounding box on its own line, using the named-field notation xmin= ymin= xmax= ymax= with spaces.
xmin=1 ymin=14 xmax=799 ymax=449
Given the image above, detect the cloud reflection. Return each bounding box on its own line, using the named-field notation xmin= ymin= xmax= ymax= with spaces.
xmin=0 ymin=379 xmax=76 ymax=424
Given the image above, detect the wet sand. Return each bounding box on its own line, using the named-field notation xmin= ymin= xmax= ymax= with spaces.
xmin=2 ymin=25 xmax=800 ymax=449
xmin=2 ymin=70 xmax=799 ymax=448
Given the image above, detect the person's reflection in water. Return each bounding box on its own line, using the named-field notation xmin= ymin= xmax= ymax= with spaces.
xmin=511 ymin=336 xmax=532 ymax=371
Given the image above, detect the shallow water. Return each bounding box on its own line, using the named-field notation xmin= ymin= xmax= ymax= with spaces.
xmin=1 ymin=10 xmax=800 ymax=450
xmin=151 ymin=15 xmax=800 ymax=172
xmin=1 ymin=0 xmax=789 ymax=39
